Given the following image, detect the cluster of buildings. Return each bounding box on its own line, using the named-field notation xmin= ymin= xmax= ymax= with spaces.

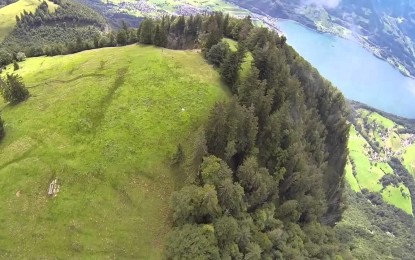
xmin=118 ymin=0 xmax=161 ymax=15
xmin=176 ymin=5 xmax=207 ymax=16
xmin=367 ymin=122 xmax=415 ymax=162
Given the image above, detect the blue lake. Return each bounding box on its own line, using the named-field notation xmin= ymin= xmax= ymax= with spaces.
xmin=278 ymin=20 xmax=415 ymax=119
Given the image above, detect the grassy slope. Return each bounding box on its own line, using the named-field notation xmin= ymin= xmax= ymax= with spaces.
xmin=348 ymin=125 xmax=384 ymax=192
xmin=0 ymin=0 xmax=58 ymax=42
xmin=346 ymin=109 xmax=414 ymax=215
xmin=223 ymin=38 xmax=253 ymax=76
xmin=0 ymin=45 xmax=226 ymax=258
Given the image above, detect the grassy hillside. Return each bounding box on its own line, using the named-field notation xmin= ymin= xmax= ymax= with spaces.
xmin=0 ymin=0 xmax=40 ymax=42
xmin=0 ymin=44 xmax=226 ymax=258
xmin=338 ymin=107 xmax=415 ymax=259
xmin=0 ymin=0 xmax=58 ymax=42
xmin=346 ymin=108 xmax=415 ymax=215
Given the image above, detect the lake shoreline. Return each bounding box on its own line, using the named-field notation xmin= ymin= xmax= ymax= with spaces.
xmin=278 ymin=19 xmax=415 ymax=119
xmin=274 ymin=18 xmax=415 ymax=80
xmin=348 ymin=100 xmax=415 ymax=127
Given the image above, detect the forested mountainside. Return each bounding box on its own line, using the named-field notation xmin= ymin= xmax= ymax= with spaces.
xmin=0 ymin=0 xmax=106 ymax=67
xmin=337 ymin=185 xmax=415 ymax=259
xmin=228 ymin=0 xmax=415 ymax=78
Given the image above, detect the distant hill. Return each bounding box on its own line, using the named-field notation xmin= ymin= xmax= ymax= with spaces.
xmin=0 ymin=0 xmax=107 ymax=67
xmin=0 ymin=45 xmax=226 ymax=258
xmin=347 ymin=104 xmax=415 ymax=215
xmin=0 ymin=0 xmax=17 ymax=7
xmin=337 ymin=103 xmax=415 ymax=259
xmin=0 ymin=0 xmax=45 ymax=42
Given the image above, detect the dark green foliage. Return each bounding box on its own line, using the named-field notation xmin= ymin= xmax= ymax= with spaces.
xmin=13 ymin=60 xmax=19 ymax=71
xmin=116 ymin=30 xmax=128 ymax=45
xmin=139 ymin=18 xmax=154 ymax=44
xmin=153 ymin=24 xmax=167 ymax=47
xmin=0 ymin=116 xmax=4 ymax=141
xmin=220 ymin=45 xmax=245 ymax=89
xmin=205 ymin=100 xmax=258 ymax=168
xmin=214 ymin=216 xmax=243 ymax=259
xmin=200 ymin=155 xmax=233 ymax=186
xmin=171 ymin=144 xmax=185 ymax=167
xmin=237 ymin=157 xmax=274 ymax=210
xmin=335 ymin=187 xmax=415 ymax=259
xmin=201 ymin=15 xmax=223 ymax=50
xmin=216 ymin=179 xmax=246 ymax=217
xmin=389 ymin=158 xmax=415 ymax=215
xmin=171 ymin=184 xmax=221 ymax=225
xmin=165 ymin=224 xmax=220 ymax=260
xmin=0 ymin=49 xmax=13 ymax=68
xmin=0 ymin=74 xmax=29 ymax=104
xmin=167 ymin=14 xmax=350 ymax=259
xmin=201 ymin=156 xmax=246 ymax=216
xmin=224 ymin=16 xmax=253 ymax=41
xmin=0 ymin=0 xmax=16 ymax=6
xmin=206 ymin=42 xmax=230 ymax=67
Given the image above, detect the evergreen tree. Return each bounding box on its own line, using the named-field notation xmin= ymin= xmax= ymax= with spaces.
xmin=171 ymin=184 xmax=221 ymax=225
xmin=171 ymin=144 xmax=185 ymax=167
xmin=220 ymin=51 xmax=241 ymax=90
xmin=214 ymin=216 xmax=243 ymax=258
xmin=202 ymin=16 xmax=222 ymax=51
xmin=206 ymin=42 xmax=230 ymax=67
xmin=116 ymin=30 xmax=128 ymax=45
xmin=0 ymin=74 xmax=29 ymax=104
xmin=13 ymin=60 xmax=19 ymax=71
xmin=219 ymin=44 xmax=245 ymax=91
xmin=153 ymin=24 xmax=167 ymax=47
xmin=139 ymin=18 xmax=155 ymax=44
xmin=0 ymin=115 xmax=4 ymax=141
xmin=166 ymin=224 xmax=220 ymax=260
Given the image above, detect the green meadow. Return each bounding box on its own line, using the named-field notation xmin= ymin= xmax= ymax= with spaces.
xmin=346 ymin=110 xmax=414 ymax=215
xmin=348 ymin=125 xmax=384 ymax=192
xmin=0 ymin=45 xmax=226 ymax=258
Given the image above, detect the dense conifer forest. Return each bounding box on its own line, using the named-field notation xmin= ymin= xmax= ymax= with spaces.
xmin=0 ymin=0 xmax=16 ymax=7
